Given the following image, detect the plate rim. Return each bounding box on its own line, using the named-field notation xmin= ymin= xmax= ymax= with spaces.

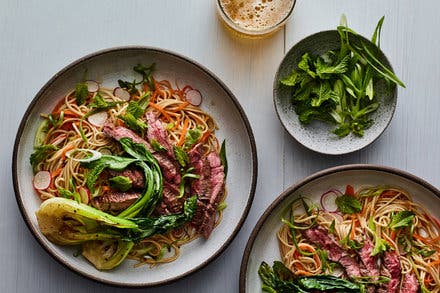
xmin=239 ymin=164 xmax=440 ymax=292
xmin=12 ymin=45 xmax=258 ymax=288
xmin=273 ymin=30 xmax=398 ymax=155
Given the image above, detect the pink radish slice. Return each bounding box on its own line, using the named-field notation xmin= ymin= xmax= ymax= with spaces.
xmin=185 ymin=89 xmax=202 ymax=106
xmin=33 ymin=171 xmax=51 ymax=190
xmin=113 ymin=87 xmax=131 ymax=101
xmin=78 ymin=186 xmax=90 ymax=204
xmin=87 ymin=111 xmax=108 ymax=127
xmin=320 ymin=189 xmax=342 ymax=212
xmin=50 ymin=133 xmax=67 ymax=146
xmin=85 ymin=80 xmax=99 ymax=92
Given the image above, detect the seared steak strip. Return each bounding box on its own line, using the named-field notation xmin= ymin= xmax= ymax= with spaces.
xmin=400 ymin=272 xmax=419 ymax=293
xmin=304 ymin=226 xmax=362 ymax=278
xmin=146 ymin=112 xmax=174 ymax=158
xmin=103 ymin=121 xmax=181 ymax=185
xmin=154 ymin=181 xmax=186 ymax=215
xmin=358 ymin=237 xmax=380 ymax=293
xmin=383 ymin=251 xmax=402 ymax=293
xmin=91 ymin=191 xmax=140 ymax=212
xmin=189 ymin=144 xmax=225 ymax=239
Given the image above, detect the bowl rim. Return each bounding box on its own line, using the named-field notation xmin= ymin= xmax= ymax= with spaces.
xmin=273 ymin=30 xmax=399 ymax=155
xmin=239 ymin=164 xmax=440 ymax=292
xmin=12 ymin=45 xmax=258 ymax=288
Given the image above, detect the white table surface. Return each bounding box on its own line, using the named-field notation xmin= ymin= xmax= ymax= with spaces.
xmin=1 ymin=0 xmax=439 ymax=292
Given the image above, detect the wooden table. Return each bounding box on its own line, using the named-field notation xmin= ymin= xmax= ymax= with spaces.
xmin=1 ymin=0 xmax=439 ymax=292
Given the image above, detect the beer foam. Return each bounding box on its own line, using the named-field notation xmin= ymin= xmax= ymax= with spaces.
xmin=219 ymin=0 xmax=294 ymax=31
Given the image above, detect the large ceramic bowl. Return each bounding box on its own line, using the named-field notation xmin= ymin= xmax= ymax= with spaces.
xmin=240 ymin=164 xmax=440 ymax=292
xmin=12 ymin=47 xmax=257 ymax=287
xmin=274 ymin=31 xmax=398 ymax=155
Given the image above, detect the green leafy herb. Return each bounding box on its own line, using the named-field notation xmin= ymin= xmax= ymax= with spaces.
xmin=48 ymin=111 xmax=65 ymax=128
xmin=258 ymin=261 xmax=362 ymax=293
xmin=173 ymin=146 xmax=189 ymax=168
xmin=280 ymin=16 xmax=405 ymax=138
xmin=118 ymin=93 xmax=150 ymax=134
xmin=118 ymin=63 xmax=156 ymax=94
xmin=183 ymin=128 xmax=201 ymax=149
xmin=30 ymin=144 xmax=58 ymax=171
xmin=74 ymin=82 xmax=89 ymax=105
xmin=109 ymin=176 xmax=133 ymax=192
xmin=389 ymin=210 xmax=415 ymax=230
xmin=150 ymin=139 xmax=167 ymax=152
xmin=217 ymin=201 xmax=227 ymax=211
xmin=335 ymin=195 xmax=362 ymax=214
xmin=369 ymin=217 xmax=389 ymax=256
xmin=219 ymin=140 xmax=228 ymax=177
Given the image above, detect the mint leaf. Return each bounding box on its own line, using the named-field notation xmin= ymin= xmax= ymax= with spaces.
xmin=389 ymin=211 xmax=415 ymax=230
xmin=74 ymin=82 xmax=88 ymax=105
xmin=335 ymin=195 xmax=362 ymax=214
xmin=109 ymin=176 xmax=132 ymax=192
xmin=173 ymin=146 xmax=189 ymax=168
xmin=150 ymin=139 xmax=167 ymax=152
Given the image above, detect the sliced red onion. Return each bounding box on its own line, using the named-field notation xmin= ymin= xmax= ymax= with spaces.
xmin=33 ymin=170 xmax=51 ymax=190
xmin=320 ymin=189 xmax=343 ymax=212
xmin=85 ymin=80 xmax=99 ymax=92
xmin=87 ymin=111 xmax=108 ymax=127
xmin=185 ymin=89 xmax=202 ymax=106
xmin=113 ymin=87 xmax=131 ymax=101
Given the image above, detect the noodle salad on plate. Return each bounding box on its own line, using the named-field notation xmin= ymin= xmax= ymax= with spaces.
xmin=259 ymin=185 xmax=440 ymax=293
xmin=30 ymin=63 xmax=228 ymax=270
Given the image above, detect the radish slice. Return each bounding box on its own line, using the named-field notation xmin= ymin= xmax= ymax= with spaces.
xmin=50 ymin=133 xmax=67 ymax=147
xmin=66 ymin=149 xmax=102 ymax=163
xmin=320 ymin=189 xmax=342 ymax=212
xmin=113 ymin=87 xmax=131 ymax=101
xmin=78 ymin=186 xmax=90 ymax=204
xmin=185 ymin=89 xmax=202 ymax=106
xmin=85 ymin=80 xmax=99 ymax=92
xmin=33 ymin=171 xmax=51 ymax=190
xmin=87 ymin=111 xmax=108 ymax=127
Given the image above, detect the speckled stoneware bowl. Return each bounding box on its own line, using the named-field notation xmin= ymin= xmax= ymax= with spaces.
xmin=12 ymin=47 xmax=257 ymax=287
xmin=274 ymin=31 xmax=398 ymax=155
xmin=239 ymin=164 xmax=440 ymax=292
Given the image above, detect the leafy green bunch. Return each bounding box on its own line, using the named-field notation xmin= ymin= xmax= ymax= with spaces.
xmin=281 ymin=16 xmax=405 ymax=137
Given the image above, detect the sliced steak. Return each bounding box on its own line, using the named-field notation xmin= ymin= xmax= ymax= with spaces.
xmin=359 ymin=237 xmax=380 ymax=277
xmin=103 ymin=122 xmax=181 ymax=184
xmin=400 ymin=272 xmax=419 ymax=293
xmin=146 ymin=111 xmax=174 ymax=157
xmin=108 ymin=168 xmax=145 ymax=189
xmin=383 ymin=251 xmax=402 ymax=293
xmin=189 ymin=145 xmax=225 ymax=239
xmin=103 ymin=121 xmax=151 ymax=148
xmin=154 ymin=182 xmax=186 ymax=215
xmin=304 ymin=226 xmax=362 ymax=278
xmin=91 ymin=191 xmax=139 ymax=212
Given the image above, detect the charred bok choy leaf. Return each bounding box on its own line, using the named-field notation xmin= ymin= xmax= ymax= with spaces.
xmin=258 ymin=261 xmax=362 ymax=292
xmin=280 ymin=16 xmax=405 ymax=137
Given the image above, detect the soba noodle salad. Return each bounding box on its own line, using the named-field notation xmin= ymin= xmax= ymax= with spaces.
xmin=259 ymin=185 xmax=440 ymax=293
xmin=31 ymin=64 xmax=228 ymax=270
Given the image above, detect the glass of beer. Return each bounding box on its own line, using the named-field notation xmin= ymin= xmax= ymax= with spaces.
xmin=216 ymin=0 xmax=296 ymax=38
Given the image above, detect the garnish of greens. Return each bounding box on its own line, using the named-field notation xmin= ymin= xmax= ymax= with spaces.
xmin=259 ymin=261 xmax=362 ymax=293
xmin=35 ymin=137 xmax=197 ymax=270
xmin=280 ymin=16 xmax=405 ymax=137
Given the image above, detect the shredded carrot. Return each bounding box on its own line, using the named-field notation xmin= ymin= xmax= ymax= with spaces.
xmin=51 ymin=168 xmax=63 ymax=178
xmin=424 ymin=274 xmax=433 ymax=287
xmin=101 ymin=186 xmax=111 ymax=193
xmin=412 ymin=233 xmax=440 ymax=244
xmin=62 ymin=109 xmax=79 ymax=117
xmin=350 ymin=217 xmax=357 ymax=240
xmin=295 ymin=270 xmax=314 ymax=276
xmin=61 ymin=145 xmax=75 ymax=160
xmin=177 ymin=119 xmax=189 ymax=146
xmin=199 ymin=130 xmax=211 ymax=144
xmin=174 ymin=101 xmax=190 ymax=112
xmin=427 ymin=259 xmax=440 ymax=267
xmin=171 ymin=116 xmax=181 ymax=131
xmin=298 ymin=243 xmax=316 ymax=252
xmin=345 ymin=184 xmax=355 ymax=196
xmin=390 ymin=230 xmax=397 ymax=242
xmin=149 ymin=102 xmax=172 ymax=121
